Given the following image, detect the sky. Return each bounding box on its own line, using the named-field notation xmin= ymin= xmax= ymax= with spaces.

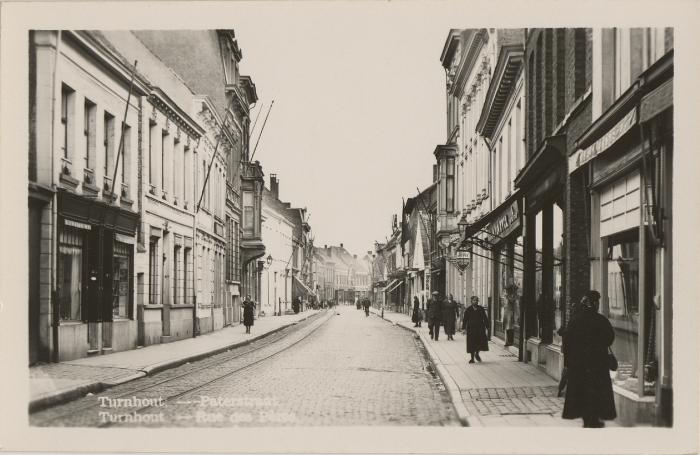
xmin=232 ymin=3 xmax=450 ymax=257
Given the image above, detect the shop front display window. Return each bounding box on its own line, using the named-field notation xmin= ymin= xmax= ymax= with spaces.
xmin=552 ymin=204 xmax=564 ymax=345
xmin=513 ymin=236 xmax=524 ymax=328
xmin=604 ymin=231 xmax=640 ymax=393
xmin=58 ymin=226 xmax=84 ymax=321
xmin=113 ymin=242 xmax=131 ymax=319
xmin=534 ymin=211 xmax=543 ymax=338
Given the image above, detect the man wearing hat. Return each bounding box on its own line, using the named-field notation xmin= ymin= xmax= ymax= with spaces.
xmin=463 ymin=295 xmax=489 ymax=363
xmin=427 ymin=291 xmax=443 ymax=341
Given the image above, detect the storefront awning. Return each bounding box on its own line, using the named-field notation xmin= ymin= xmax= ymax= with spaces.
xmin=386 ymin=279 xmax=403 ymax=294
xmin=292 ymin=276 xmax=315 ymax=300
xmin=461 ymin=189 xmax=522 ymax=244
xmin=379 ymin=279 xmax=400 ymax=294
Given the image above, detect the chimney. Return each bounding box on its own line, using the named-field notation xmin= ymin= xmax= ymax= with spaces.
xmin=353 ymin=254 xmax=357 ymax=259
xmin=432 ymin=164 xmax=438 ymax=183
xmin=340 ymin=243 xmax=343 ymax=248
xmin=270 ymin=174 xmax=279 ymax=199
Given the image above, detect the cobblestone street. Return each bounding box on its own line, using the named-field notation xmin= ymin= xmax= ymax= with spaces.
xmin=30 ymin=307 xmax=459 ymax=427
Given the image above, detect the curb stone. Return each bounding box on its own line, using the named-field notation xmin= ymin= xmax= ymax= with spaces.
xmin=373 ymin=310 xmax=474 ymax=427
xmin=29 ymin=310 xmax=324 ymax=413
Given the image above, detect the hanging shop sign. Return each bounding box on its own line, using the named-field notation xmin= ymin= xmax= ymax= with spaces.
xmin=569 ymin=108 xmax=637 ymax=174
xmin=453 ymin=247 xmax=471 ymax=271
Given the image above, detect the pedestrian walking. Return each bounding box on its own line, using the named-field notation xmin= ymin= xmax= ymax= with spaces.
xmin=362 ymin=298 xmax=370 ymax=317
xmin=411 ymin=296 xmax=423 ymax=327
xmin=242 ymin=295 xmax=255 ymax=334
xmin=562 ymin=290 xmax=617 ymax=428
xmin=427 ymin=291 xmax=443 ymax=340
xmin=463 ymin=295 xmax=489 ymax=363
xmin=442 ymin=294 xmax=459 ymax=340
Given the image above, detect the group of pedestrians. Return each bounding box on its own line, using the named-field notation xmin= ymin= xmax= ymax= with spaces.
xmin=411 ymin=292 xmax=489 ymax=364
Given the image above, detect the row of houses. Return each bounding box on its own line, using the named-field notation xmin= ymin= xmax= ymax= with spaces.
xmin=28 ymin=30 xmax=317 ymax=365
xmin=312 ymin=244 xmax=372 ymax=305
xmin=372 ymin=28 xmax=673 ymax=427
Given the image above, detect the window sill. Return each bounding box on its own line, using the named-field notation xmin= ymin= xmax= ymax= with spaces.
xmin=83 ymin=181 xmax=100 ymax=196
xmin=59 ymin=320 xmax=84 ymax=326
xmin=59 ymin=172 xmax=79 ymax=189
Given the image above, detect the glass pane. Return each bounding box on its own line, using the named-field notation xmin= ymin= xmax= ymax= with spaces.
xmin=553 ymin=204 xmax=564 ymax=345
xmin=513 ymin=236 xmax=523 ymax=327
xmin=113 ymin=255 xmax=129 ymax=318
xmin=605 ymin=234 xmax=640 ymax=393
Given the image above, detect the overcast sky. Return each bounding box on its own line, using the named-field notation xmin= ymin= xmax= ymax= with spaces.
xmin=232 ymin=3 xmax=450 ymax=257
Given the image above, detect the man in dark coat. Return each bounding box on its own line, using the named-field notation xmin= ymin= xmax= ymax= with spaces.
xmin=242 ymin=295 xmax=255 ymax=334
xmin=362 ymin=297 xmax=370 ymax=317
xmin=442 ymin=294 xmax=459 ymax=340
xmin=463 ymin=295 xmax=489 ymax=363
xmin=562 ymin=290 xmax=617 ymax=428
xmin=427 ymin=291 xmax=443 ymax=340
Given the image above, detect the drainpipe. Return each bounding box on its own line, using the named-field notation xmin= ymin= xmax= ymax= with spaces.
xmin=50 ymin=31 xmax=62 ymax=362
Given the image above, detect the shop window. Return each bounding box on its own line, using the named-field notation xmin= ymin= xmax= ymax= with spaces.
xmin=112 ymin=242 xmax=131 ymax=319
xmin=184 ymin=247 xmax=191 ymax=305
xmin=58 ymin=226 xmax=84 ymax=321
xmin=174 ymin=245 xmax=181 ymax=304
xmin=552 ymin=204 xmax=564 ymax=345
xmin=604 ymin=231 xmax=641 ymax=393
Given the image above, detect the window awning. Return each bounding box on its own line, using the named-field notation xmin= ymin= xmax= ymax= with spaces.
xmin=380 ymin=279 xmax=400 ymax=294
xmin=386 ymin=279 xmax=404 ymax=294
xmin=461 ymin=189 xmax=522 ymax=243
xmin=292 ymin=276 xmax=315 ymax=300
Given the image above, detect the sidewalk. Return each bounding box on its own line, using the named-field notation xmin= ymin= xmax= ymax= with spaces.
xmin=29 ymin=310 xmax=321 ymax=412
xmin=373 ymin=308 xmax=618 ymax=427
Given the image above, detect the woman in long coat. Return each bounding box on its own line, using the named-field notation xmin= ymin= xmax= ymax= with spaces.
xmin=463 ymin=296 xmax=489 ymax=363
xmin=562 ymin=290 xmax=616 ymax=428
xmin=442 ymin=294 xmax=458 ymax=340
xmin=242 ymin=296 xmax=255 ymax=334
xmin=411 ymin=296 xmax=423 ymax=327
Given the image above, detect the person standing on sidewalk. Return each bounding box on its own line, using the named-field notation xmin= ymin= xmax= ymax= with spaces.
xmin=562 ymin=290 xmax=617 ymax=428
xmin=463 ymin=296 xmax=489 ymax=363
xmin=427 ymin=291 xmax=443 ymax=340
xmin=442 ymin=294 xmax=458 ymax=340
xmin=411 ymin=296 xmax=423 ymax=327
xmin=242 ymin=295 xmax=255 ymax=334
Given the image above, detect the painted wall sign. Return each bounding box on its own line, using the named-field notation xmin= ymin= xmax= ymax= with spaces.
xmin=569 ymin=108 xmax=637 ymax=174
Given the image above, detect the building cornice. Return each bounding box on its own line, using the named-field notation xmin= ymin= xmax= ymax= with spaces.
xmin=454 ymin=29 xmax=488 ymax=98
xmin=148 ymin=87 xmax=204 ymax=140
xmin=476 ymin=44 xmax=524 ymax=140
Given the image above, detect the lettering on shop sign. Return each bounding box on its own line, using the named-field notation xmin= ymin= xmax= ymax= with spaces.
xmin=453 ymin=248 xmax=471 ymax=271
xmin=487 ymin=200 xmax=520 ymax=241
xmin=569 ymin=108 xmax=637 ymax=174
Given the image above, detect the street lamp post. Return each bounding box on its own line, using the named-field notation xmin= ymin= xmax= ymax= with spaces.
xmin=266 ymin=254 xmax=273 ymax=316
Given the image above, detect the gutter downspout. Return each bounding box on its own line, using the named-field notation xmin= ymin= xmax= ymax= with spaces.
xmin=51 ymin=31 xmax=62 ymax=363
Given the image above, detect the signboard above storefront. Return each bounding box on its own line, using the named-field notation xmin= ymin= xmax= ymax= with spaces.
xmin=487 ymin=199 xmax=520 ymax=242
xmin=569 ymin=108 xmax=637 ymax=174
